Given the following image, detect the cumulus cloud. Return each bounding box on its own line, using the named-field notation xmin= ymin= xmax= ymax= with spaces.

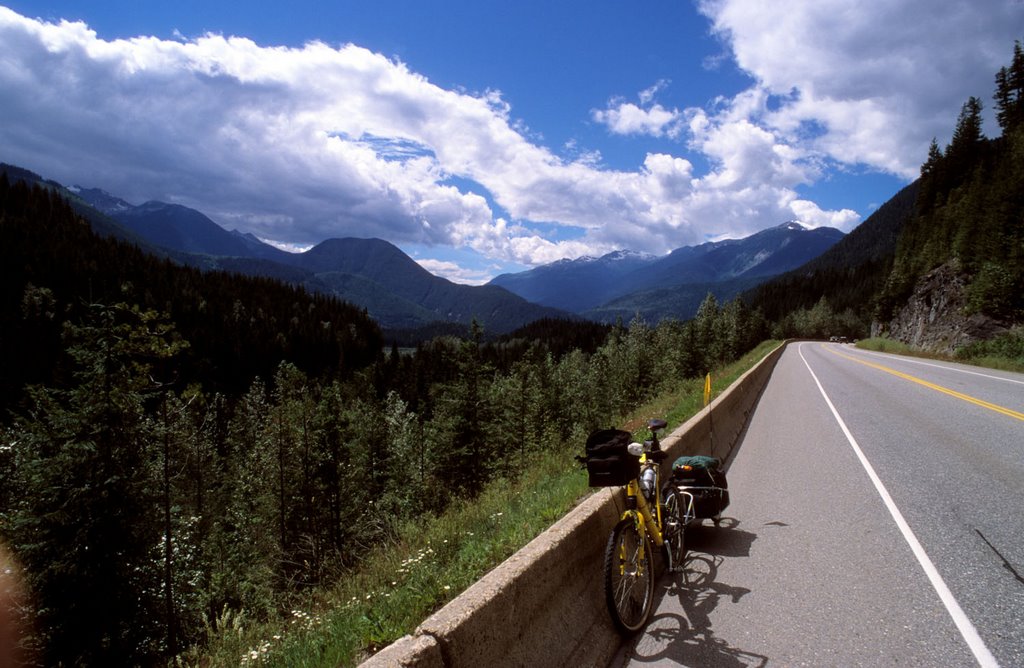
xmin=592 ymin=101 xmax=684 ymax=139
xmin=697 ymin=0 xmax=1023 ymax=178
xmin=0 ymin=2 xmax=1015 ymax=274
xmin=0 ymin=6 xmax=695 ymax=262
xmin=592 ymin=80 xmax=685 ymax=139
xmin=588 ymin=0 xmax=1021 ymax=245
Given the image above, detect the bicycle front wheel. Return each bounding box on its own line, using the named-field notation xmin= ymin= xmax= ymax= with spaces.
xmin=662 ymin=489 xmax=686 ymax=571
xmin=603 ymin=517 xmax=655 ymax=633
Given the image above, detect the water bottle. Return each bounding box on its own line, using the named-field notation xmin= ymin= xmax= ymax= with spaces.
xmin=641 ymin=466 xmax=656 ymax=502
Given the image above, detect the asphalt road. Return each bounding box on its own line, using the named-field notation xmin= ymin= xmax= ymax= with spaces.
xmin=614 ymin=342 xmax=1024 ymax=667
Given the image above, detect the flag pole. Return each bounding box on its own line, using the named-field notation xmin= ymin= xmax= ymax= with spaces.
xmin=704 ymin=373 xmax=714 ymax=457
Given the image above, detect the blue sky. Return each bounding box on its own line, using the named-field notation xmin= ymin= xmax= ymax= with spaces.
xmin=1 ymin=1 xmax=1021 ymax=283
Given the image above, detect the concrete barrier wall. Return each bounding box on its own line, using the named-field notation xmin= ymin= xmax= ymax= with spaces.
xmin=360 ymin=342 xmax=787 ymax=668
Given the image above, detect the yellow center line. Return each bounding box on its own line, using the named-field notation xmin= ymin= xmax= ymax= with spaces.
xmin=824 ymin=345 xmax=1024 ymax=422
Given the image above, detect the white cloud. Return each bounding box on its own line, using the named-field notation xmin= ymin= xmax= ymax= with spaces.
xmin=258 ymin=238 xmax=314 ymax=254
xmin=592 ymin=81 xmax=685 ymax=139
xmin=562 ymin=139 xmax=603 ymax=166
xmin=639 ymin=79 xmax=671 ymax=105
xmin=692 ymin=114 xmax=816 ymax=190
xmin=697 ymin=0 xmax=1023 ymax=178
xmin=592 ymin=101 xmax=684 ymax=139
xmin=1 ymin=2 xmax=1015 ymax=278
xmin=788 ymin=200 xmax=860 ymax=230
xmin=413 ymin=259 xmax=492 ymax=286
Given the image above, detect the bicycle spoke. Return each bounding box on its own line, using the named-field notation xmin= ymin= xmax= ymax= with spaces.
xmin=605 ymin=518 xmax=654 ymax=631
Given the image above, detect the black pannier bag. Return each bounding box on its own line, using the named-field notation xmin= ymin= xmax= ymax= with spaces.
xmin=671 ymin=455 xmax=730 ymax=518
xmin=584 ymin=429 xmax=638 ymax=487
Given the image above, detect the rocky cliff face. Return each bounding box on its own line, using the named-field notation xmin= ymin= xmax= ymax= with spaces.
xmin=873 ymin=261 xmax=1010 ymax=353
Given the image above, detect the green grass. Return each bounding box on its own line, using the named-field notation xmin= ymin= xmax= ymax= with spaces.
xmin=955 ymin=355 xmax=1024 ymax=373
xmin=187 ymin=340 xmax=781 ymax=667
xmin=856 ymin=335 xmax=1024 ymax=373
xmin=185 ymin=449 xmax=590 ymax=667
xmin=855 ymin=336 xmax=920 ymax=355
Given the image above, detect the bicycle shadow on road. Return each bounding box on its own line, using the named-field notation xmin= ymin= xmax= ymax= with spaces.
xmin=685 ymin=518 xmax=754 ymax=558
xmin=623 ymin=520 xmax=766 ymax=667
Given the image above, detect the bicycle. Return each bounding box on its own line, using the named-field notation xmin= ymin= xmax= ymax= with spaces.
xmin=600 ymin=418 xmax=686 ymax=633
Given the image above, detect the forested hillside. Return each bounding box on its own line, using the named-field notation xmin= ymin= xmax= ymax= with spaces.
xmin=2 ymin=165 xmax=571 ymax=336
xmin=0 ymin=174 xmax=768 ymax=665
xmin=877 ymin=43 xmax=1024 ymax=327
xmin=744 ymin=181 xmax=919 ymax=338
xmin=747 ymin=41 xmax=1024 ymax=345
xmin=0 ymin=175 xmax=383 ymax=407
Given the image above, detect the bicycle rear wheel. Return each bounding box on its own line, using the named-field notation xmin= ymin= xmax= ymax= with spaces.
xmin=662 ymin=489 xmax=686 ymax=571
xmin=603 ymin=517 xmax=655 ymax=633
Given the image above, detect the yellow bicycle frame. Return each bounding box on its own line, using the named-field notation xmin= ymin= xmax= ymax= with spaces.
xmin=621 ymin=453 xmax=664 ymax=548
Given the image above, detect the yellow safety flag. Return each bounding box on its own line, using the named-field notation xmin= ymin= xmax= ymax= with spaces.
xmin=703 ymin=373 xmax=711 ymax=407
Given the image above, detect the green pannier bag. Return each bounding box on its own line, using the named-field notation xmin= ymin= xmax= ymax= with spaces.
xmin=671 ymin=455 xmax=730 ymax=518
xmin=672 ymin=455 xmax=723 ymax=485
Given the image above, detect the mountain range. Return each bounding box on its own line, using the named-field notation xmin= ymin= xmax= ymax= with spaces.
xmin=3 ymin=162 xmax=845 ymax=333
xmin=3 ymin=166 xmax=568 ymax=335
xmin=490 ymin=222 xmax=845 ymax=322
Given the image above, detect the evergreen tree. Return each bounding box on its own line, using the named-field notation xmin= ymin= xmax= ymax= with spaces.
xmin=994 ymin=40 xmax=1024 ymax=132
xmin=380 ymin=391 xmax=425 ymax=514
xmin=10 ymin=303 xmax=186 ymax=665
xmin=430 ymin=321 xmax=492 ymax=497
xmin=217 ymin=378 xmax=277 ymax=617
xmin=917 ymin=138 xmax=944 ymax=212
xmin=946 ymin=96 xmax=985 ymax=179
xmin=694 ymin=293 xmax=722 ymax=372
xmin=487 ymin=351 xmax=547 ymax=477
xmin=553 ymin=348 xmax=602 ymax=441
xmin=622 ymin=316 xmax=656 ymax=405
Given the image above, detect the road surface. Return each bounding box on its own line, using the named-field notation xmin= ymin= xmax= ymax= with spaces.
xmin=614 ymin=342 xmax=1024 ymax=667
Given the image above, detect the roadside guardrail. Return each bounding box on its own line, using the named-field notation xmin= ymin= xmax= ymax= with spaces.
xmin=361 ymin=342 xmax=787 ymax=667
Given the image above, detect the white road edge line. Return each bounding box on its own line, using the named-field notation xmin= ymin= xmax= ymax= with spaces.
xmin=847 ymin=345 xmax=1024 ymax=386
xmin=798 ymin=343 xmax=1000 ymax=668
